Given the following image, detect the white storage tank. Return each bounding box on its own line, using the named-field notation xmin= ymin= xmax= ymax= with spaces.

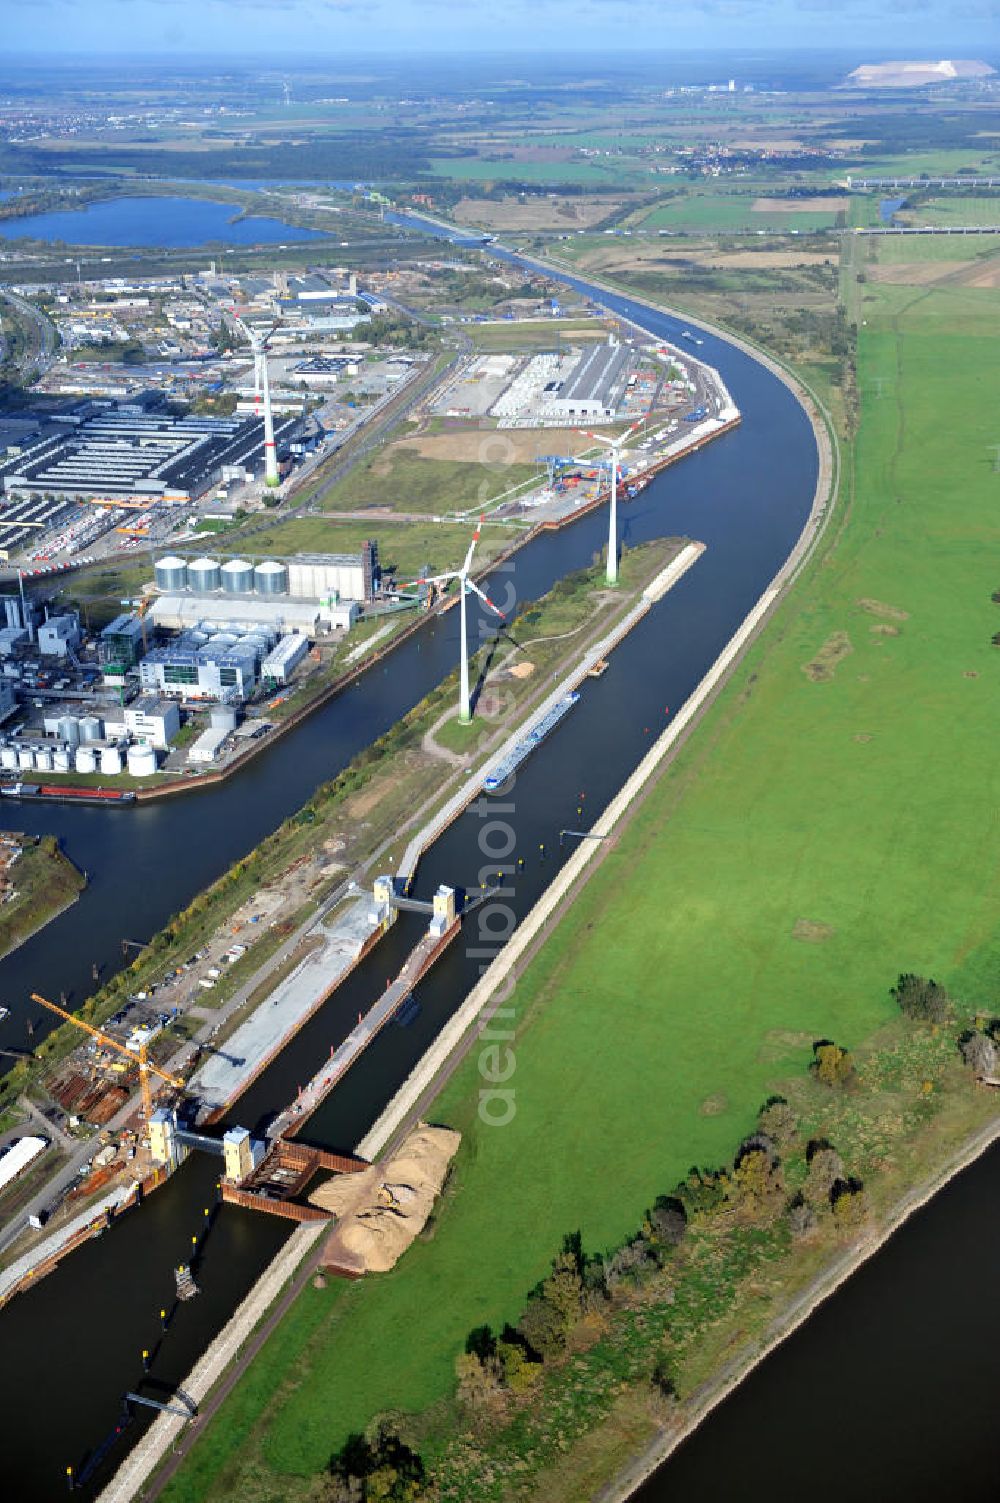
xmin=155 ymin=556 xmax=188 ymax=592
xmin=0 ymin=745 xmax=17 ymax=771
xmin=211 ymin=632 xmax=239 ymax=649
xmin=127 ymin=744 xmax=157 ymax=777
xmin=188 ymin=557 xmax=221 ymax=593
xmin=221 ymin=558 xmax=254 ymax=594
xmin=17 ymin=748 xmax=34 ymax=771
xmin=34 ymin=747 xmax=53 ymax=772
xmin=210 ymin=705 xmax=238 ymax=732
xmin=254 ymin=560 xmax=288 ymax=596
xmin=75 ymin=747 xmax=97 ymax=774
xmin=78 ymin=715 xmax=103 ymax=743
xmin=53 ymin=747 xmax=71 ymax=772
xmin=58 ymin=715 xmax=79 ymax=746
xmin=99 ymin=746 xmax=123 ymax=776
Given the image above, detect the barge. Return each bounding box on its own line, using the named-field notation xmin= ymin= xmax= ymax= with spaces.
xmin=0 ymin=782 xmax=135 ymax=807
xmin=483 ymin=692 xmax=580 ymax=793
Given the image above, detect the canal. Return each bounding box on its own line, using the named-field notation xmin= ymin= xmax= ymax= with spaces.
xmin=0 ymin=256 xmax=820 ymax=1497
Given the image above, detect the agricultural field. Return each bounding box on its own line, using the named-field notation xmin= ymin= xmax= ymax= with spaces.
xmin=313 ymin=442 xmax=540 ymax=518
xmin=899 ymin=194 xmax=1000 ymax=226
xmin=639 ymin=192 xmax=844 ymax=233
xmin=159 ymin=240 xmax=1000 ymax=1503
xmin=450 ymin=193 xmax=631 ymax=232
xmin=428 ymin=156 xmax=649 ymax=186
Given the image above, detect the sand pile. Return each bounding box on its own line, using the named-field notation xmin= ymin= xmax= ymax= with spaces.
xmin=310 ymin=1122 xmax=460 ymax=1275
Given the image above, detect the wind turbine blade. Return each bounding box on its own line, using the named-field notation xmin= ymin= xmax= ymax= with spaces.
xmin=467 ymin=579 xmax=506 ymax=620
xmin=462 ymin=514 xmax=484 ymax=576
xmin=398 ymin=571 xmax=458 ymax=591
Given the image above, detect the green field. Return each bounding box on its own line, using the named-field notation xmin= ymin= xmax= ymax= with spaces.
xmin=428 ymin=156 xmax=641 ymax=186
xmin=873 ymin=232 xmax=1000 ymax=263
xmin=162 ymin=247 xmax=1000 ymax=1501
xmin=315 ymin=445 xmax=538 ymax=517
xmin=641 ymin=193 xmax=840 ymax=233
xmin=902 ymin=195 xmax=1000 ymax=226
xmin=242 ymin=514 xmax=515 ymax=578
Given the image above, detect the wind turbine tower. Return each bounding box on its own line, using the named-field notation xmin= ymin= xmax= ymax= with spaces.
xmin=578 ymin=418 xmax=643 ymax=585
xmin=240 ymin=319 xmax=280 ymax=488
xmin=404 ymin=518 xmax=504 ymax=723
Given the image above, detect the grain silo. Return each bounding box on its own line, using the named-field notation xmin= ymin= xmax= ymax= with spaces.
xmin=154 ymin=556 xmax=188 ymax=592
xmin=58 ymin=715 xmax=79 ymax=747
xmin=100 ymin=746 xmax=123 ymax=776
xmin=79 ymin=715 xmax=103 ymax=743
xmin=0 ymin=745 xmax=17 ymax=771
xmin=53 ymin=747 xmax=71 ymax=772
xmin=188 ymin=557 xmax=222 ymax=593
xmin=254 ymin=560 xmax=288 ymax=596
xmin=17 ymin=748 xmax=33 ymax=771
xmin=221 ymin=558 xmax=254 ymax=594
xmin=210 ymin=705 xmax=238 ymax=733
xmin=34 ymin=747 xmax=53 ymax=772
xmin=75 ymin=747 xmax=97 ymax=774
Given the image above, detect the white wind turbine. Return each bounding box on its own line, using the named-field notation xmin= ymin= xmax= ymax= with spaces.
xmin=236 ymin=317 xmax=280 ymax=489
xmin=577 ymin=418 xmax=644 ymax=585
xmin=405 ymin=518 xmax=505 ymax=723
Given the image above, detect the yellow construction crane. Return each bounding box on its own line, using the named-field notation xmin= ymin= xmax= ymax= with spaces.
xmin=30 ymin=992 xmax=184 ymax=1125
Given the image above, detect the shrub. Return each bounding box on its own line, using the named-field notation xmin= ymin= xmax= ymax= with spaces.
xmin=758 ymin=1096 xmax=798 ymax=1145
xmin=959 ymin=1030 xmax=997 ymax=1078
xmin=811 ymin=1040 xmax=855 ymax=1088
xmin=891 ymin=972 xmax=949 ymax=1025
xmin=788 ymin=1195 xmax=819 ymax=1239
xmin=648 ymin=1195 xmax=687 ymax=1248
xmin=804 ymin=1142 xmax=844 ymax=1207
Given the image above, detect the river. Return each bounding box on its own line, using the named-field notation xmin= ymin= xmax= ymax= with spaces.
xmin=0 ymin=239 xmax=824 ymax=1497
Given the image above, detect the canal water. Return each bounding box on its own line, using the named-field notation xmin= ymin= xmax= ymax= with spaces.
xmin=0 ymin=255 xmax=824 ymax=1496
xmin=0 ymin=196 xmax=329 ymax=247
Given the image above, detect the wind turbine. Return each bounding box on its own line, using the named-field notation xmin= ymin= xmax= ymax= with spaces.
xmin=577 ymin=418 xmax=644 ymax=585
xmin=405 ymin=518 xmax=505 ymax=723
xmin=237 ymin=317 xmax=280 ymax=489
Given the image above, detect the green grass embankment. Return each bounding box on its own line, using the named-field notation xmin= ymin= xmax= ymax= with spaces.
xmin=0 ymin=838 xmax=85 ymax=961
xmin=156 ymin=243 xmax=1000 ymax=1501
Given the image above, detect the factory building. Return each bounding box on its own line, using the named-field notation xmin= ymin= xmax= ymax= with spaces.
xmin=37 ymin=613 xmax=81 ymax=658
xmin=139 ymin=643 xmax=258 ymax=703
xmin=99 ymin=613 xmax=147 ymax=671
xmin=0 ymin=395 xmax=302 ymax=506
xmin=260 ymin=634 xmax=310 ymax=685
xmin=122 ymin=697 xmax=180 ymax=750
xmin=549 ymin=341 xmax=632 ymax=421
xmin=153 ymin=544 xmax=379 ymax=604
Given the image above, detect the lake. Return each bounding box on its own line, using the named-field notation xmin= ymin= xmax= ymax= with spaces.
xmin=0 ymin=195 xmax=329 ymax=247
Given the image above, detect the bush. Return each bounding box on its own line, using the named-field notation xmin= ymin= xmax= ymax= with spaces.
xmin=788 ymin=1195 xmax=819 ymax=1239
xmin=891 ymin=972 xmax=950 ymax=1025
xmin=811 ymin=1040 xmax=855 ymax=1088
xmin=804 ymin=1142 xmax=845 ymax=1207
xmin=758 ymin=1096 xmax=798 ymax=1145
xmin=648 ymin=1195 xmax=687 ymax=1248
xmin=959 ymin=1030 xmax=997 ymax=1078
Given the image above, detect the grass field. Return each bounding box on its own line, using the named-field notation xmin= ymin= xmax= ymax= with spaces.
xmin=428 ymin=156 xmax=642 ymax=186
xmin=244 ymin=516 xmax=515 ymax=581
xmin=640 ymin=194 xmax=840 ymax=234
xmin=161 ymin=245 xmax=1000 ymax=1502
xmin=315 ymin=443 xmax=538 ymax=517
xmin=901 ymin=195 xmax=1000 ymax=226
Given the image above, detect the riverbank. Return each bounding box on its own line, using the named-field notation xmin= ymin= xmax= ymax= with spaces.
xmin=0 ymin=836 xmax=85 ymax=961
xmin=604 ymin=1100 xmax=1000 ymax=1502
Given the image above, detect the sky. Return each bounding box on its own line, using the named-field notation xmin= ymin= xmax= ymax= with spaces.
xmin=3 ymin=0 xmax=998 ymax=57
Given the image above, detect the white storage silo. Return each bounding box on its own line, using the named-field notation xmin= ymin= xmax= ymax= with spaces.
xmin=155 ymin=556 xmax=188 ymax=593
xmin=58 ymin=715 xmax=79 ymax=747
xmin=34 ymin=747 xmax=53 ymax=772
xmin=100 ymin=746 xmax=123 ymax=776
xmin=18 ymin=748 xmax=34 ymax=771
xmin=75 ymin=747 xmax=97 ymax=774
xmin=53 ymin=747 xmax=71 ymax=772
xmin=254 ymin=560 xmax=288 ymax=596
xmin=188 ymin=557 xmax=221 ymax=593
xmin=127 ymin=744 xmax=157 ymax=777
xmin=221 ymin=558 xmax=254 ymax=594
xmin=79 ymin=715 xmax=103 ymax=743
xmin=0 ymin=745 xmax=17 ymax=771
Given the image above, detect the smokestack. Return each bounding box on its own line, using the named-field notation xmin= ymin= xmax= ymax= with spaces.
xmin=261 ymin=344 xmax=279 ymax=488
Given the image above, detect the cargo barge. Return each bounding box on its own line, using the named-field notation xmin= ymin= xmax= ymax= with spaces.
xmin=0 ymin=781 xmax=135 ymax=807
xmin=483 ymin=692 xmax=580 ymax=793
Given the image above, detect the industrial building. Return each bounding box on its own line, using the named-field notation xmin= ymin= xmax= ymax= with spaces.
xmin=37 ymin=613 xmax=81 ymax=659
xmin=100 ymin=613 xmax=147 ymax=671
xmin=153 ymin=545 xmax=379 ymax=604
xmin=120 ymin=697 xmax=180 ymax=750
xmin=0 ymin=395 xmax=302 ymax=507
xmin=260 ymin=634 xmax=310 ymax=685
xmin=549 ymin=341 xmax=633 ymax=421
